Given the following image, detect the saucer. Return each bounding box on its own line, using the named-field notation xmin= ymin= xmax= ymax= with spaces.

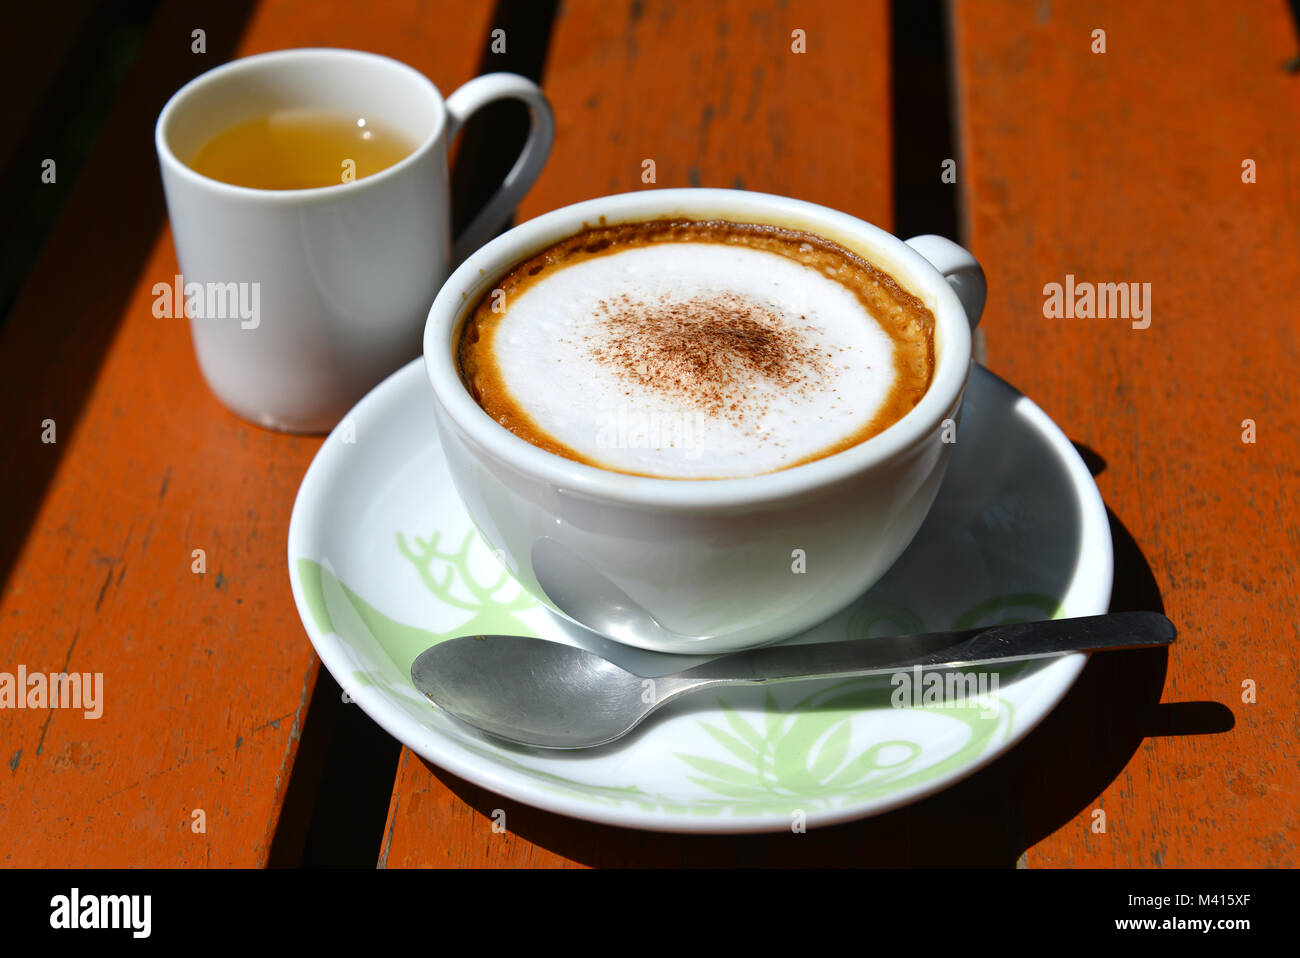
xmin=287 ymin=359 xmax=1112 ymax=833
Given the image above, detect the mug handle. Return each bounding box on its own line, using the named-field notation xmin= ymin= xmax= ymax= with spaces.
xmin=904 ymin=235 xmax=986 ymax=329
xmin=444 ymin=73 xmax=555 ymax=266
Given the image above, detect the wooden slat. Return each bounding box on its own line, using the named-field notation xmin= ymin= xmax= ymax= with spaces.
xmin=951 ymin=0 xmax=1300 ymax=865
xmin=0 ymin=0 xmax=494 ymax=866
xmin=379 ymin=0 xmax=897 ymax=868
xmin=514 ymin=0 xmax=894 ymax=219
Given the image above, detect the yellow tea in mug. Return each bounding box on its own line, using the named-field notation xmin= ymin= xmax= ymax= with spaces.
xmin=187 ymin=109 xmax=417 ymax=189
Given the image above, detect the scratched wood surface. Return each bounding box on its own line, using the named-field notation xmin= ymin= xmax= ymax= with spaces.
xmin=378 ymin=0 xmax=902 ymax=868
xmin=9 ymin=0 xmax=1292 ymax=870
xmin=0 ymin=0 xmax=493 ymax=866
xmin=950 ymin=0 xmax=1299 ymax=866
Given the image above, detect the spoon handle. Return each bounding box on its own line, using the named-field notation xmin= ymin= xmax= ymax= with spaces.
xmin=663 ymin=612 xmax=1174 ymax=688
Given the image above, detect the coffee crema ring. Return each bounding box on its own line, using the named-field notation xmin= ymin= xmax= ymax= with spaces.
xmin=457 ymin=218 xmax=935 ymax=480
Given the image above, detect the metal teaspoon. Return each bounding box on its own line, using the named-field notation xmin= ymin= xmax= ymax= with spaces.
xmin=410 ymin=611 xmax=1174 ymax=749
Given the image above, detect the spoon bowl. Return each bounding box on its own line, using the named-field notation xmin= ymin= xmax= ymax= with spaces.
xmin=412 ymin=636 xmax=651 ymax=748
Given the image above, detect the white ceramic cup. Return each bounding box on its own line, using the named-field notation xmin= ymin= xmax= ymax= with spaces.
xmin=156 ymin=48 xmax=554 ymax=432
xmin=423 ymin=189 xmax=986 ymax=654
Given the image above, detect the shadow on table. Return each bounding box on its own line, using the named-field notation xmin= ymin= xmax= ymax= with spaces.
xmin=0 ymin=0 xmax=256 ymax=599
xmin=414 ymin=453 xmax=1234 ymax=867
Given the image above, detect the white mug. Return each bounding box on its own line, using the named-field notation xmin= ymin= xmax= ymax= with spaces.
xmin=156 ymin=48 xmax=553 ymax=432
xmin=423 ymin=188 xmax=986 ymax=654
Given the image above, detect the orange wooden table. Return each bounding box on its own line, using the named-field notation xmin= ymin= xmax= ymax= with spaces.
xmin=2 ymin=0 xmax=1295 ymax=868
xmin=947 ymin=0 xmax=1300 ymax=867
xmin=0 ymin=0 xmax=496 ymax=867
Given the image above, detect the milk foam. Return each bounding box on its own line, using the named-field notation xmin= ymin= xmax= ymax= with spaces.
xmin=489 ymin=242 xmax=899 ymax=478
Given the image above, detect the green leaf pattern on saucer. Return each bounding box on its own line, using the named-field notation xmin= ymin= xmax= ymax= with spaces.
xmin=295 ymin=524 xmax=1062 ymax=816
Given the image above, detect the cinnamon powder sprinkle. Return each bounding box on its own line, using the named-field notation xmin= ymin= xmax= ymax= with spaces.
xmin=583 ymin=292 xmax=828 ymax=426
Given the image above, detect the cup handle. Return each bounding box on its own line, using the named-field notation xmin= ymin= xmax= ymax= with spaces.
xmin=904 ymin=235 xmax=986 ymax=329
xmin=444 ymin=73 xmax=555 ymax=266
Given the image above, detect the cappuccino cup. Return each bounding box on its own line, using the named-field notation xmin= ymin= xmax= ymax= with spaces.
xmin=156 ymin=48 xmax=554 ymax=432
xmin=423 ymin=188 xmax=985 ymax=653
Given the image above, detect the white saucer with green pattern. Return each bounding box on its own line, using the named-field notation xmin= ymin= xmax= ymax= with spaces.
xmin=288 ymin=359 xmax=1112 ymax=833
